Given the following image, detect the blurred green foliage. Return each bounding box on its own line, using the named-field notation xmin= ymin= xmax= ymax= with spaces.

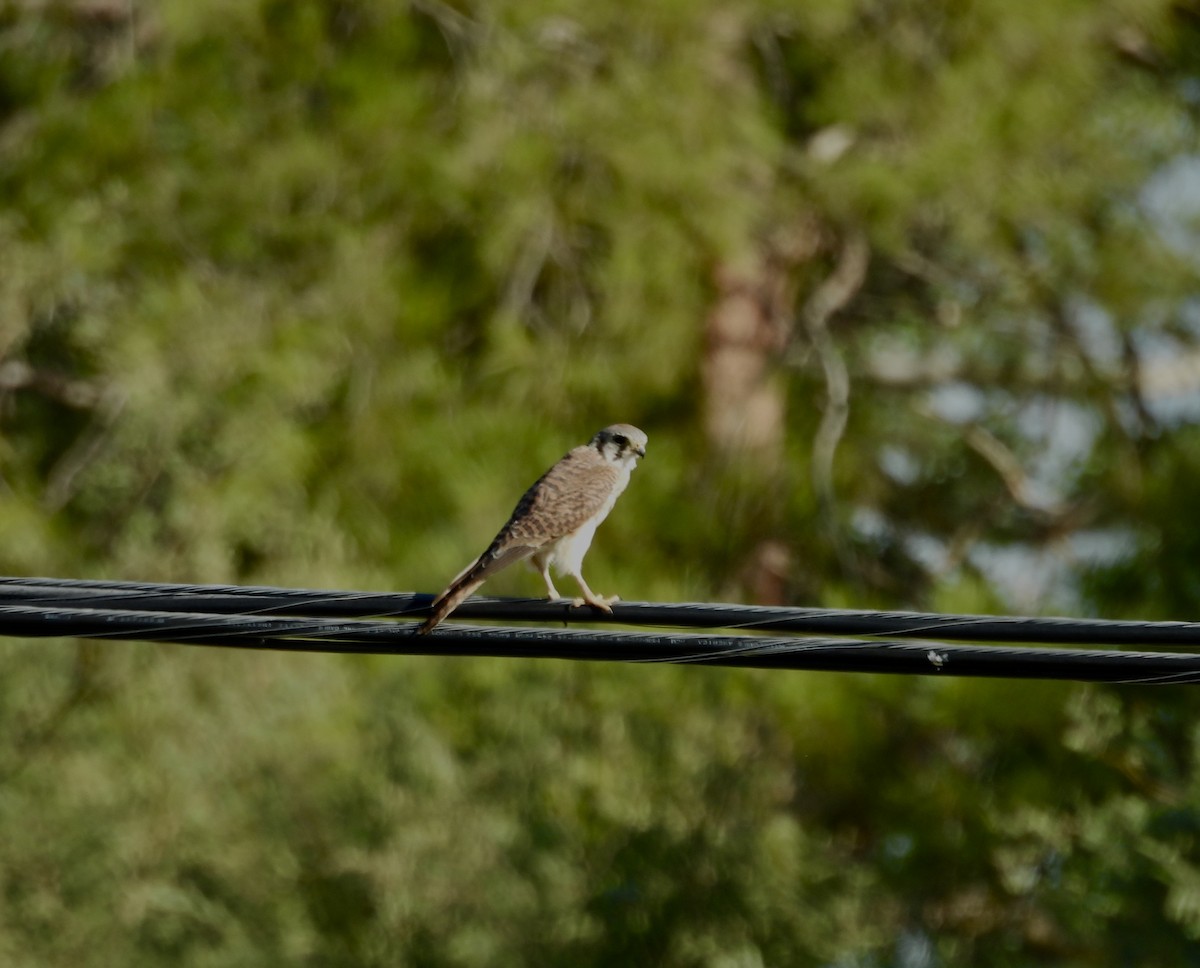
xmin=2 ymin=0 xmax=1200 ymax=964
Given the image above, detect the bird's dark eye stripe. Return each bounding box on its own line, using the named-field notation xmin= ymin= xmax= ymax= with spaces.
xmin=612 ymin=434 xmax=628 ymax=447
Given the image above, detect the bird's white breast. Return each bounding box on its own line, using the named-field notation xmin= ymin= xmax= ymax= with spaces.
xmin=548 ymin=462 xmax=633 ymax=575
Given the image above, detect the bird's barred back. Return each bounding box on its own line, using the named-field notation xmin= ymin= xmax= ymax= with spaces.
xmin=495 ymin=447 xmax=619 ymax=546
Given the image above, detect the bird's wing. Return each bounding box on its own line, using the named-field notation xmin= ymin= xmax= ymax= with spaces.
xmin=455 ymin=543 xmax=536 ymax=587
xmin=492 ymin=445 xmax=620 ymax=547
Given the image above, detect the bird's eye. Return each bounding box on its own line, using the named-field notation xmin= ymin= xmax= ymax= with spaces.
xmin=612 ymin=434 xmax=628 ymax=448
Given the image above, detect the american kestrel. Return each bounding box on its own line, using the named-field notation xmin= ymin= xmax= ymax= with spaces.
xmin=417 ymin=424 xmax=648 ymax=634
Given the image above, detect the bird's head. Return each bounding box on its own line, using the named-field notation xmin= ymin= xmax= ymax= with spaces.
xmin=591 ymin=424 xmax=647 ymax=468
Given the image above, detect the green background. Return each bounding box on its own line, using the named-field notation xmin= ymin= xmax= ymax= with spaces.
xmin=2 ymin=0 xmax=1200 ymax=964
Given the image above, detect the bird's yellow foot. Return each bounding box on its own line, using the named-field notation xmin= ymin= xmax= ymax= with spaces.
xmin=572 ymin=594 xmax=618 ymax=613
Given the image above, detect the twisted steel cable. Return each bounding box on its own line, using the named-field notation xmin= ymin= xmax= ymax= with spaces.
xmin=0 ymin=576 xmax=1198 ymax=683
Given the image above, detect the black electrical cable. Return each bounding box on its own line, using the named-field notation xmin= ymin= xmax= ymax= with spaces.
xmin=2 ymin=575 xmax=1199 ymax=646
xmin=2 ymin=601 xmax=1199 ymax=684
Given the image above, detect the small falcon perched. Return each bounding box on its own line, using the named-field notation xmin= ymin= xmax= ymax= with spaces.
xmin=417 ymin=424 xmax=647 ymax=634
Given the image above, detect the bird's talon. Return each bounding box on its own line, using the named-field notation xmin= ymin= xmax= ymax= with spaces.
xmin=571 ymin=595 xmax=615 ymax=613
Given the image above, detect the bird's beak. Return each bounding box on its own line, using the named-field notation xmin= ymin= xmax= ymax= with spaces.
xmin=634 ymin=446 xmax=646 ymax=459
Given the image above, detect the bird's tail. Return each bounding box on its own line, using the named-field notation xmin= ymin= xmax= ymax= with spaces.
xmin=417 ymin=543 xmax=536 ymax=634
xmin=416 ymin=564 xmax=487 ymax=635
